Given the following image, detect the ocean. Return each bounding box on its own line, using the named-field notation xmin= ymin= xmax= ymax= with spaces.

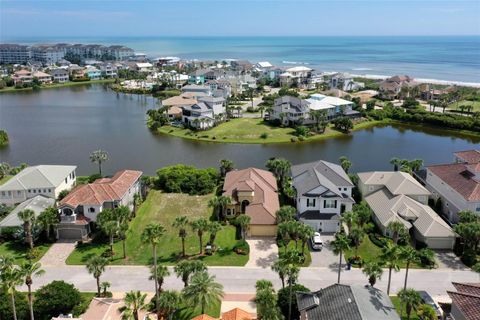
xmin=5 ymin=36 xmax=480 ymax=83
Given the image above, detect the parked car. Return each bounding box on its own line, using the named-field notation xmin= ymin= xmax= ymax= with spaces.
xmin=418 ymin=290 xmax=443 ymax=319
xmin=310 ymin=232 xmax=323 ymax=250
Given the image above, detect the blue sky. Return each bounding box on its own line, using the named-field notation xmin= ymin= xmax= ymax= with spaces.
xmin=1 ymin=0 xmax=479 ymax=39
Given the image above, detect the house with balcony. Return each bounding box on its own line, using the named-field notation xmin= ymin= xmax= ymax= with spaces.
xmin=358 ymin=171 xmax=455 ymax=249
xmin=270 ymin=96 xmax=311 ymax=126
xmin=13 ymin=69 xmax=33 ymax=85
xmin=84 ymin=66 xmax=102 ymax=80
xmin=32 ymin=71 xmax=52 ymax=84
xmin=57 ymin=170 xmax=142 ymax=240
xmin=99 ymin=63 xmax=117 ymax=78
xmin=379 ymin=75 xmax=415 ymax=99
xmin=329 ymin=72 xmax=364 ymax=91
xmin=291 ymin=160 xmax=355 ymax=233
xmin=306 ymin=94 xmax=360 ymax=120
xmin=223 ymin=168 xmax=279 ymax=236
xmin=279 ymin=66 xmax=313 ymax=88
xmin=49 ymin=68 xmax=69 ymax=83
xmin=424 ymin=150 xmax=480 ymax=223
xmin=0 ymin=165 xmax=77 ymax=206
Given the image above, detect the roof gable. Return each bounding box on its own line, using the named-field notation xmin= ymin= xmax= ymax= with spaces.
xmin=0 ymin=165 xmax=76 ymax=191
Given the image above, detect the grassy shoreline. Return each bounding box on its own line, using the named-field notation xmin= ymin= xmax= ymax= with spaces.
xmin=0 ymin=79 xmax=115 ymax=93
xmin=157 ymin=117 xmax=480 ymax=144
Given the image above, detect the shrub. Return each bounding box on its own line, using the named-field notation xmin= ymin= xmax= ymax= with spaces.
xmin=0 ymin=290 xmax=29 ymax=320
xmin=298 ymin=135 xmax=305 ymax=141
xmin=34 ymin=281 xmax=82 ymax=320
xmin=71 ymin=294 xmax=95 ymax=316
xmin=290 ymin=136 xmax=298 ymax=143
xmin=278 ymin=284 xmax=310 ymax=319
xmin=348 ymin=255 xmax=363 ymax=267
xmin=368 ymin=232 xmax=389 ymax=248
xmin=27 ymin=247 xmax=42 ymax=260
xmin=295 ymin=126 xmax=309 ymax=137
xmin=0 ymin=130 xmax=8 ymax=147
xmin=233 ymin=239 xmax=250 ymax=255
xmin=260 ymin=133 xmax=268 ymax=139
xmin=156 ymin=165 xmax=218 ymax=195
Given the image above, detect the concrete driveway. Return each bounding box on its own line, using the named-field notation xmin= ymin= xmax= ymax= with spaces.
xmin=39 ymin=240 xmax=77 ymax=267
xmin=434 ymin=250 xmax=469 ymax=270
xmin=245 ymin=237 xmax=278 ymax=268
xmin=309 ymin=234 xmax=344 ymax=269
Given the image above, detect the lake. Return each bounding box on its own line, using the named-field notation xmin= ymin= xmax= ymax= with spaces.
xmin=0 ymin=84 xmax=478 ymax=176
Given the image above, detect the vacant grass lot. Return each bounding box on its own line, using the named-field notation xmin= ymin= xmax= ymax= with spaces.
xmin=448 ymin=100 xmax=480 ymax=112
xmin=158 ymin=118 xmax=376 ymax=144
xmin=66 ymin=191 xmax=248 ymax=266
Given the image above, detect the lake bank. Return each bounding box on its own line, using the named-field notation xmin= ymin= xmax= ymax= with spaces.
xmin=0 ymin=79 xmax=116 ymax=93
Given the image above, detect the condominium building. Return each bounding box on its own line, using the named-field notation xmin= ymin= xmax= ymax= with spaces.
xmin=0 ymin=44 xmax=31 ymax=64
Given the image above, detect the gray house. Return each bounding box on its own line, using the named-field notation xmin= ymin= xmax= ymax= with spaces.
xmin=270 ymin=96 xmax=311 ymax=126
xmin=296 ymin=284 xmax=400 ymax=320
xmin=0 ymin=195 xmax=55 ymax=230
xmin=291 ymin=160 xmax=355 ymax=233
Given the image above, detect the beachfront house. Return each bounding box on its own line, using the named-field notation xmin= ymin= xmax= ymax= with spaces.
xmin=0 ymin=165 xmax=77 ymax=206
xmin=57 ymin=170 xmax=142 ymax=240
xmin=329 ymin=72 xmax=364 ymax=91
xmin=358 ymin=171 xmax=456 ymax=249
xmin=423 ymin=150 xmax=480 ymax=223
xmin=379 ymin=75 xmax=415 ymax=99
xmin=223 ymin=168 xmax=279 ymax=237
xmin=291 ymin=160 xmax=355 ymax=233
xmin=279 ymin=66 xmax=312 ymax=88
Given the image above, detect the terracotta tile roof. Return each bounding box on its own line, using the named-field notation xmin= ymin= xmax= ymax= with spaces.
xmin=427 ymin=163 xmax=480 ymax=201
xmin=191 ymin=314 xmax=217 ymax=320
xmin=452 ymin=282 xmax=480 ymax=296
xmin=221 ymin=308 xmax=254 ymax=320
xmin=448 ymin=291 xmax=480 ymax=320
xmin=454 ymin=150 xmax=480 ymax=164
xmin=223 ymin=168 xmax=279 ymax=225
xmin=59 ymin=170 xmax=142 ymax=208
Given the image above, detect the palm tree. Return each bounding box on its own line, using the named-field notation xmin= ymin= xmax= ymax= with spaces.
xmin=122 ymin=290 xmax=147 ymax=320
xmin=219 ymin=159 xmax=234 ymax=177
xmin=400 ymin=246 xmax=420 ymax=290
xmin=141 ymin=223 xmax=165 ymax=316
xmin=208 ymin=196 xmax=231 ymax=221
xmin=118 ymin=223 xmax=129 ymax=259
xmin=17 ymin=209 xmax=35 ymax=249
xmin=387 ymin=221 xmax=407 ymax=244
xmin=20 ymin=261 xmax=44 ymax=320
xmin=341 ymin=211 xmax=357 ymax=232
xmin=280 ymin=252 xmax=301 ymax=320
xmin=417 ymin=304 xmax=437 ymax=320
xmin=172 ymin=216 xmax=189 ymax=257
xmin=182 ymin=271 xmax=224 ymax=315
xmin=381 ymin=243 xmax=401 ymax=295
xmin=349 ymin=227 xmax=365 ymax=256
xmin=398 ymin=288 xmax=422 ymax=320
xmin=90 ymin=149 xmax=109 ymax=176
xmin=271 ymin=259 xmax=288 ymax=289
xmin=339 ymin=156 xmax=352 ymax=174
xmin=390 ymin=157 xmax=401 ymax=171
xmin=208 ymin=221 xmax=222 ymax=249
xmin=100 ymin=220 xmax=119 ymax=257
xmin=150 ymin=265 xmax=170 ymax=294
xmin=0 ymin=258 xmax=23 ymax=320
xmin=191 ymin=218 xmax=210 ymax=255
xmin=235 ymin=215 xmax=251 ymax=239
xmin=158 ymin=290 xmax=180 ymax=320
xmin=298 ymin=223 xmax=315 ymax=256
xmin=174 ymin=260 xmax=206 ymax=288
xmin=101 ymin=281 xmax=111 ymax=297
xmin=86 ymin=255 xmax=109 ymax=296
xmin=362 ymin=262 xmax=383 ymax=287
xmin=265 ymin=158 xmax=291 ymax=186
xmin=37 ymin=207 xmax=58 ymax=241
xmin=276 ymin=206 xmax=296 ymax=223
xmin=331 ymin=233 xmax=350 ymax=284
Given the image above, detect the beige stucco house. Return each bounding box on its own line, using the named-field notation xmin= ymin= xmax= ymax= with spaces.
xmin=223 ymin=168 xmax=279 ymax=237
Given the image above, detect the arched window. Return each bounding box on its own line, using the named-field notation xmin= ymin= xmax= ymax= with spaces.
xmin=63 ymin=208 xmax=73 ymax=216
xmin=88 ymin=207 xmax=95 ymax=213
xmin=241 ymin=200 xmax=250 ymax=214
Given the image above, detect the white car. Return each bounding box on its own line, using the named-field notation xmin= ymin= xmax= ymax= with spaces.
xmin=310 ymin=232 xmax=323 ymax=250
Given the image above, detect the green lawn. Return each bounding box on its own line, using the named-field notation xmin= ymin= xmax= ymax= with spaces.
xmin=277 ymin=240 xmax=312 ymax=267
xmin=390 ymin=296 xmax=420 ymax=320
xmin=66 ymin=191 xmax=248 ymax=266
xmin=448 ymin=100 xmax=480 ymax=112
xmin=344 ymin=235 xmax=423 ymax=269
xmin=174 ymin=299 xmax=221 ymax=319
xmin=0 ymin=241 xmax=52 ymax=264
xmin=158 ymin=118 xmax=382 ymax=144
xmin=0 ymin=175 xmax=12 ymax=185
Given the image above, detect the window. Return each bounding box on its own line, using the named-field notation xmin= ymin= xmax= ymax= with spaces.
xmin=65 ymin=178 xmax=67 ymax=183
xmin=324 ymin=199 xmax=337 ymax=209
xmin=17 ymin=191 xmax=21 ymax=196
xmin=344 ymin=188 xmax=347 ymax=191
xmin=7 ymin=191 xmax=11 ymax=196
xmin=476 ymin=207 xmax=480 ymax=212
xmin=88 ymin=207 xmax=95 ymax=213
xmin=48 ymin=189 xmax=51 ymax=193
xmin=33 ymin=190 xmax=36 ymax=193
xmin=307 ymin=198 xmax=316 ymax=208
xmin=1 ymin=191 xmax=4 ymax=196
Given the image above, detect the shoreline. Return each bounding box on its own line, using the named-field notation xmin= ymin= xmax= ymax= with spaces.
xmin=0 ymin=79 xmax=115 ymax=93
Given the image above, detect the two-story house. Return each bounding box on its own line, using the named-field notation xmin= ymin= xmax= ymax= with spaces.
xmin=181 ymin=96 xmax=226 ymax=129
xmin=358 ymin=171 xmax=455 ymax=249
xmin=270 ymin=96 xmax=312 ymax=126
xmin=379 ymin=75 xmax=415 ymax=99
xmin=0 ymin=165 xmax=77 ymax=206
xmin=291 ymin=160 xmax=355 ymax=233
xmin=57 ymin=170 xmax=142 ymax=240
xmin=13 ymin=69 xmax=33 ymax=85
xmin=306 ymin=94 xmax=359 ymax=120
xmin=425 ymin=150 xmax=480 ymax=223
xmin=49 ymin=68 xmax=69 ymax=83
xmin=223 ymin=168 xmax=279 ymax=237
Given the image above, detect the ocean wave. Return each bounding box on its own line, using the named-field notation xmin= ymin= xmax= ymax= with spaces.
xmin=352 ymin=67 xmax=373 ymax=71
xmin=282 ymin=61 xmax=310 ymax=65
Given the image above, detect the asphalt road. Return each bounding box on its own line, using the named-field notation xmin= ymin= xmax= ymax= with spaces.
xmin=21 ymin=265 xmax=480 ymax=297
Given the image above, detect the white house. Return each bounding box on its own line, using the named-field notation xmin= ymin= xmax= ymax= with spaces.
xmin=0 ymin=195 xmax=55 ymax=230
xmin=425 ymin=150 xmax=480 ymax=223
xmin=306 ymin=94 xmax=359 ymax=120
xmin=358 ymin=171 xmax=456 ymax=249
xmin=57 ymin=170 xmax=142 ymax=240
xmin=329 ymin=72 xmax=364 ymax=91
xmin=0 ymin=165 xmax=77 ymax=206
xmin=49 ymin=68 xmax=69 ymax=83
xmin=279 ymin=66 xmax=312 ymax=88
xmin=291 ymin=160 xmax=355 ymax=233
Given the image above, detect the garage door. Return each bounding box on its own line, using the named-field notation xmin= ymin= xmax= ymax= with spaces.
xmin=248 ymin=225 xmax=277 ymax=237
xmin=300 ymin=220 xmax=340 ymax=233
xmin=425 ymin=238 xmax=455 ymax=250
xmin=57 ymin=228 xmax=84 ymax=240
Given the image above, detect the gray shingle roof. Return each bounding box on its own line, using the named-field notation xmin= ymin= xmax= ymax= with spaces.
xmin=292 ymin=160 xmax=353 ymax=197
xmin=296 ymin=284 xmax=400 ymax=320
xmin=0 ymin=195 xmax=55 ymax=228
